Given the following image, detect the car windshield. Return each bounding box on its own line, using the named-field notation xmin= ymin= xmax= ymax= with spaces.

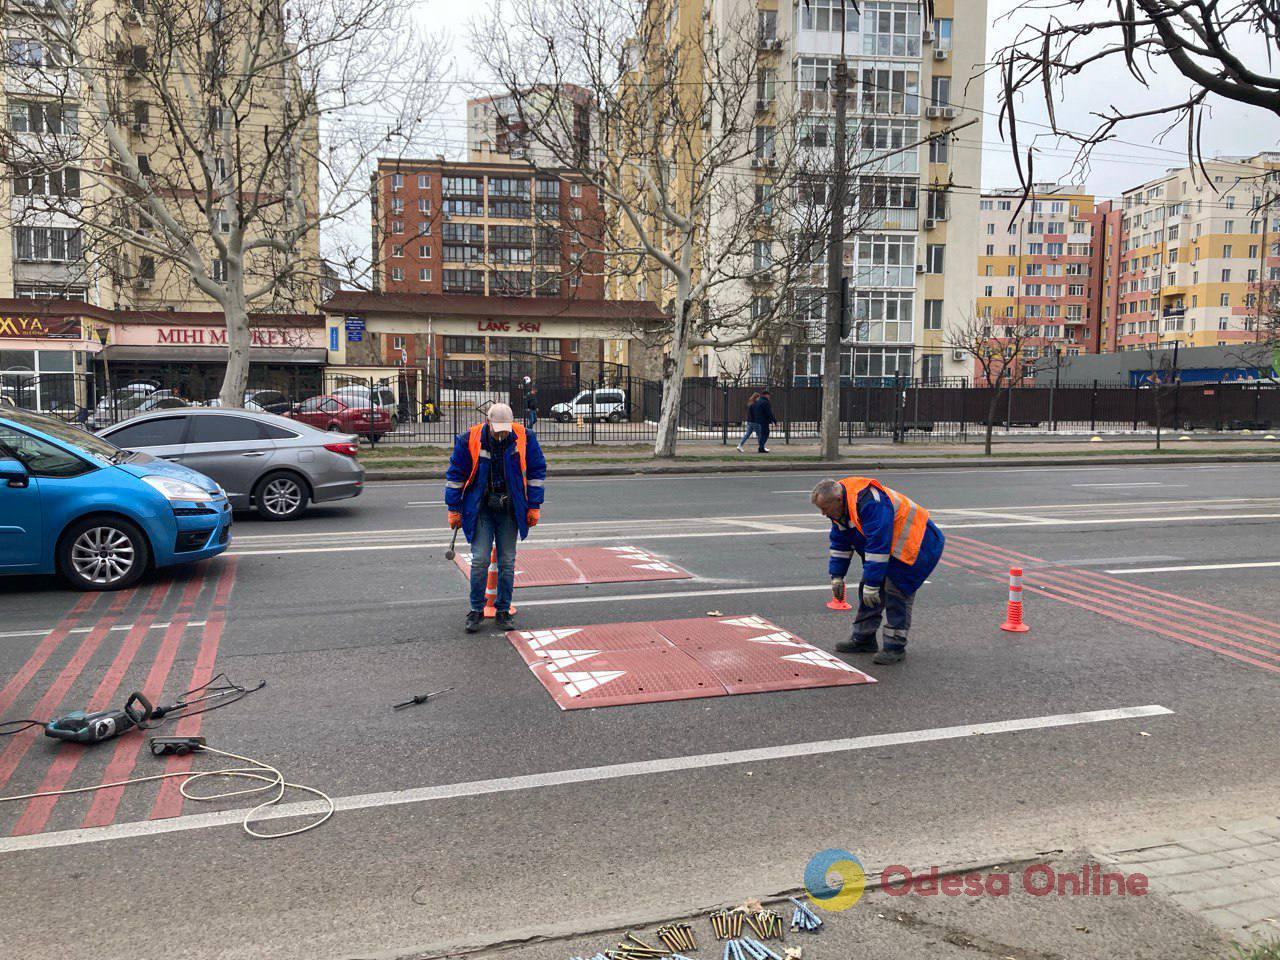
xmin=1 ymin=407 xmax=124 ymax=461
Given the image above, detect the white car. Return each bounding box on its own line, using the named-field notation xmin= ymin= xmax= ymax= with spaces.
xmin=331 ymin=384 xmax=400 ymax=426
xmin=551 ymin=388 xmax=628 ymax=423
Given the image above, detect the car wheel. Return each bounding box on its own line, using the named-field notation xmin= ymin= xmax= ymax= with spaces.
xmin=254 ymin=471 xmax=310 ymax=521
xmin=327 ymin=423 xmax=342 ymax=432
xmin=58 ymin=516 xmax=150 ymax=591
xmin=557 ymin=411 xmax=572 ymax=423
xmin=606 ymin=411 xmax=623 ymax=423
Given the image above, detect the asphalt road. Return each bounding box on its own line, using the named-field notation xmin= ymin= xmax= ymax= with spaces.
xmin=2 ymin=462 xmax=1279 ymax=959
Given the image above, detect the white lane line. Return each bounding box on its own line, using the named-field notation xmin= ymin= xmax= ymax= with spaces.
xmin=0 ymin=705 xmax=1173 ymax=855
xmin=0 ymin=620 xmax=207 ymax=642
xmin=1072 ymin=482 xmax=1185 ymax=488
xmin=1107 ymin=560 xmax=1280 ymax=574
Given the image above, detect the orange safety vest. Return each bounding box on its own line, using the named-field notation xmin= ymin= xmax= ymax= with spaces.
xmin=838 ymin=476 xmax=930 ymax=566
xmin=464 ymin=423 xmax=529 ymax=495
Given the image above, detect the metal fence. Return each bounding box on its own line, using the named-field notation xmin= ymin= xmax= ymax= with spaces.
xmin=5 ymin=367 xmax=1277 ymax=447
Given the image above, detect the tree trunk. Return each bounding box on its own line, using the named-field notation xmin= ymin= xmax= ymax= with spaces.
xmin=984 ymin=388 xmax=1002 ymax=457
xmin=1154 ymin=390 xmax=1163 ymax=451
xmin=653 ymin=297 xmax=693 ymax=459
xmin=219 ymin=292 xmax=252 ymax=407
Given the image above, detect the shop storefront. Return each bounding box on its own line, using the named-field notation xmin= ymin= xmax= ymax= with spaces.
xmin=0 ymin=311 xmax=99 ymax=413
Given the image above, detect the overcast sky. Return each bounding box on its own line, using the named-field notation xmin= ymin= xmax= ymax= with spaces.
xmin=413 ymin=0 xmax=1280 ymax=202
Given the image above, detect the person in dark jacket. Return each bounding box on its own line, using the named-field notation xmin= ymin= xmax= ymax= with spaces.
xmin=736 ymin=392 xmax=762 ymax=453
xmin=523 ymin=378 xmax=539 ymax=429
xmin=749 ymin=389 xmax=777 ymax=453
xmin=445 ymin=403 xmax=547 ymax=633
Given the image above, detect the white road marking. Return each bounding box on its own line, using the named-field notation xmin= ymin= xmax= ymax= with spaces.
xmin=0 ymin=620 xmax=207 ymax=642
xmin=515 ymin=584 xmax=828 ymax=607
xmin=0 ymin=705 xmax=1173 ymax=855
xmin=1072 ymin=482 xmax=1184 ymax=488
xmin=1106 ymin=560 xmax=1280 ymax=574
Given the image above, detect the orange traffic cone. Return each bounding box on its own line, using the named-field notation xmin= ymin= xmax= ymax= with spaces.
xmin=826 ymin=580 xmax=853 ymax=611
xmin=482 ymin=547 xmax=516 ymax=619
xmin=1000 ymin=567 xmax=1030 ymax=633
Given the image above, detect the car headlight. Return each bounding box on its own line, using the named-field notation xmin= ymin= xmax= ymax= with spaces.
xmin=143 ymin=475 xmax=214 ymax=503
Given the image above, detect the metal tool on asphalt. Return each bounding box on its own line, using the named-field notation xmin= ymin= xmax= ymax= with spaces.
xmin=1 ymin=674 xmax=264 ymax=745
xmin=787 ymin=899 xmax=823 ymax=932
xmin=444 ymin=527 xmax=460 ymax=561
xmin=392 ymin=687 xmax=454 ymax=711
xmin=826 ymin=579 xmax=852 ymax=611
xmin=1000 ymin=566 xmax=1031 ymax=633
xmin=656 ymin=923 xmax=696 ymax=953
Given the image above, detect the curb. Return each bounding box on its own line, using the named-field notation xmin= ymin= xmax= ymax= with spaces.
xmin=364 ymin=452 xmax=1280 ymax=482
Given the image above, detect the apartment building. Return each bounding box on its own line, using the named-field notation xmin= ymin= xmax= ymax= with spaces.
xmin=368 ymin=158 xmax=609 ymax=379
xmin=466 ymin=86 xmax=593 ymax=167
xmin=975 ymin=186 xmax=1100 ymax=381
xmin=1 ymin=0 xmax=323 ymax=403
xmin=1100 ymin=152 xmax=1280 ymax=353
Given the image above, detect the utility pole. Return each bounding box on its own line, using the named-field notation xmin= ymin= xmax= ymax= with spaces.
xmin=820 ymin=33 xmax=849 ymax=460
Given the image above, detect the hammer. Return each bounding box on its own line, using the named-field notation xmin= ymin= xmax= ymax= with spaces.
xmin=444 ymin=527 xmax=460 ymax=561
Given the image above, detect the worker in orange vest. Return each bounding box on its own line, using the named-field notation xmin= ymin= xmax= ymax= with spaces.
xmin=445 ymin=403 xmax=547 ymax=633
xmin=810 ymin=477 xmax=945 ymax=664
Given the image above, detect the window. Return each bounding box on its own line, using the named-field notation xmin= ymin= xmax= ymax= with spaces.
xmin=418 ymin=268 xmax=432 ymax=282
xmin=417 ymin=174 xmax=430 ymax=189
xmin=390 ymin=198 xmax=405 ymax=215
xmin=801 ymin=0 xmax=859 ymax=32
xmin=924 ymin=299 xmax=942 ymax=330
xmin=935 ymin=17 xmax=953 ymax=50
xmin=925 ymin=243 xmax=944 ymax=274
xmin=860 ymin=64 xmax=920 ymax=115
xmin=14 ymin=227 xmax=83 ymax=262
xmin=856 ymin=234 xmax=916 ymax=287
xmin=862 ymin=2 xmax=922 ymax=56
xmin=106 ymin=417 xmax=188 ymax=448
xmin=984 ymin=244 xmax=994 ymax=255
xmin=390 ymin=267 xmax=404 ymax=282
xmin=570 ymin=183 xmax=583 ymax=198
xmin=752 ymin=240 xmax=773 ymax=270
xmin=754 ymin=125 xmax=776 ymax=160
xmin=930 ymin=76 xmax=950 ymax=107
xmin=757 ymin=9 xmax=778 ymax=42
xmin=418 ymin=197 xmax=430 ymax=214
xmin=854 ymin=290 xmax=914 ymax=342
xmin=392 ymin=244 xmax=404 ymax=258
xmin=1220 ymin=293 xmax=1230 ymax=307
xmin=928 ymin=134 xmax=949 ymax=164
xmin=1221 ymin=269 xmax=1231 ymax=282
xmin=419 ymin=244 xmax=431 ymax=258
xmin=391 ymin=220 xmax=404 ymax=234
xmin=190 ymin=415 xmax=265 ymax=444
xmin=8 ymin=102 xmax=77 ymax=135
xmin=13 ymin=165 xmax=80 ymax=198
xmin=1223 ymin=244 xmax=1232 ymax=258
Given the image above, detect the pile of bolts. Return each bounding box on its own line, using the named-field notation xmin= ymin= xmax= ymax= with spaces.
xmin=567 ymin=900 xmax=824 ymax=960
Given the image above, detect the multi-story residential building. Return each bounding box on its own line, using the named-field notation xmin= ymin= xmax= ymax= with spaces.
xmin=1100 ymin=152 xmax=1280 ymax=353
xmin=613 ymin=0 xmax=986 ymax=384
xmin=467 ymin=86 xmax=593 ymax=166
xmin=368 ymin=158 xmax=612 ymax=380
xmin=0 ymin=0 xmax=324 ymax=402
xmin=975 ymin=185 xmax=1101 ymax=381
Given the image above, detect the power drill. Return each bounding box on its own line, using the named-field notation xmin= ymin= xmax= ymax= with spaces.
xmin=44 ymin=693 xmax=154 ymax=744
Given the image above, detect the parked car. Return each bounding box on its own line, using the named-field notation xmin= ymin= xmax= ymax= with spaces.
xmin=551 ymin=388 xmax=629 ymax=423
xmin=203 ymin=390 xmax=293 ymax=415
xmin=99 ymin=407 xmax=364 ymax=521
xmin=0 ymin=396 xmax=13 ymax=408
xmin=331 ymin=384 xmax=399 ymax=426
xmin=285 ymin=394 xmax=392 ymax=440
xmin=90 ymin=389 xmax=187 ymax=430
xmin=0 ymin=407 xmax=231 ymax=590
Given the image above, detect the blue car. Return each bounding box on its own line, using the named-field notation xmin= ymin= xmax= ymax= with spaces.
xmin=0 ymin=407 xmax=232 ymax=591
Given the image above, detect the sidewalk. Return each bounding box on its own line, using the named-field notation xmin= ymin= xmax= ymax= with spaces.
xmin=361 ymin=437 xmax=1280 ymax=480
xmin=391 ymin=819 xmax=1280 ymax=960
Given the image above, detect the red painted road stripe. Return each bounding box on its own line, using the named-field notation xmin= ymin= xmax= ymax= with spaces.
xmin=0 ymin=593 xmax=97 ymax=717
xmin=952 ymin=538 xmax=1280 ymax=657
xmin=0 ymin=591 xmax=132 ymax=794
xmin=949 ymin=534 xmax=1280 ymax=642
xmin=945 ymin=548 xmax=1280 ymax=674
xmin=12 ymin=581 xmax=172 ymax=836
xmin=150 ymin=559 xmax=238 ymax=821
xmin=80 ymin=574 xmax=206 ymax=829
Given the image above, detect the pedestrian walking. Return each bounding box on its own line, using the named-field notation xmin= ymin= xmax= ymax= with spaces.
xmin=445 ymin=402 xmax=547 ymax=633
xmin=523 ymin=378 xmax=539 ymax=430
xmin=736 ymin=391 xmax=762 ymax=452
xmin=753 ymin=389 xmax=777 ymax=452
xmin=810 ymin=476 xmax=945 ymax=664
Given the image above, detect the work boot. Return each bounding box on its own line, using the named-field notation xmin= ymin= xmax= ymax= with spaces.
xmin=465 ymin=611 xmax=483 ymax=634
xmin=836 ymin=634 xmax=878 ymax=654
xmin=494 ymin=610 xmax=515 ymax=630
xmin=873 ymin=646 xmax=906 ymax=665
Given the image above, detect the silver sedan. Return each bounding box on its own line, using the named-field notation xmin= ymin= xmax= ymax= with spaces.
xmin=98 ymin=407 xmax=365 ymax=520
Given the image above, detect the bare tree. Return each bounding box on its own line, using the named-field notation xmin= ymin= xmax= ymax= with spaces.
xmin=1134 ymin=343 xmax=1184 ymax=449
xmin=1 ymin=0 xmax=443 ymax=404
xmin=944 ymin=315 xmax=1036 ymax=455
xmin=993 ymin=1 xmax=1280 ymax=201
xmin=474 ymin=0 xmax=919 ymax=457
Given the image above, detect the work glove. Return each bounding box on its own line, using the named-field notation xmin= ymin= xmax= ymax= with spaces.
xmin=860 ymin=582 xmax=882 ymax=608
xmin=830 ymin=578 xmax=846 ymax=603
xmin=447 ymin=511 xmax=462 ymax=530
xmin=527 ymin=508 xmax=540 ymax=527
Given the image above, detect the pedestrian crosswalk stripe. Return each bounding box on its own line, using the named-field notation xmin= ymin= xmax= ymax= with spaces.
xmin=719 ymin=616 xmax=772 ymax=629
xmin=743 ymin=632 xmax=807 ymax=647
xmin=781 ymin=651 xmax=861 ymax=672
xmin=559 ymin=670 xmax=626 ymax=696
xmin=520 ymin=628 xmax=583 ymax=650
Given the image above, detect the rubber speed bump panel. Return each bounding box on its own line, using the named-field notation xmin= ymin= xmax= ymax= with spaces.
xmin=454 ymin=545 xmax=691 ymax=588
xmin=508 ymin=615 xmax=875 ymax=709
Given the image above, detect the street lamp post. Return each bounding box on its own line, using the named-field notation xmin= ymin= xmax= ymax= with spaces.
xmin=94 ymin=326 xmax=111 ymax=417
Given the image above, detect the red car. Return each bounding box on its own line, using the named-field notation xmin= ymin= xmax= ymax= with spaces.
xmin=287 ymin=394 xmax=392 ymax=438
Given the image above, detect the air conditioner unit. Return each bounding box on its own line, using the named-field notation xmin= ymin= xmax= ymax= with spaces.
xmin=925 ymin=106 xmax=944 ymax=119
xmin=942 ymin=106 xmax=959 ymax=119
xmin=922 ymin=28 xmax=935 ymax=42
xmin=755 ymin=98 xmax=768 ymax=113
xmin=933 ymin=48 xmax=949 ymax=60
xmin=135 ymin=278 xmax=152 ymax=290
xmin=768 ymin=39 xmax=783 ymax=51
xmin=442 ymin=213 xmax=453 ymax=221
xmin=952 ymin=349 xmax=966 ymax=362
xmin=131 ymin=121 xmax=148 ymax=134
xmin=125 ymin=10 xmax=142 ymax=25
xmin=915 ymin=263 xmax=926 ymax=273
xmin=925 ymin=218 xmax=937 ymax=230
